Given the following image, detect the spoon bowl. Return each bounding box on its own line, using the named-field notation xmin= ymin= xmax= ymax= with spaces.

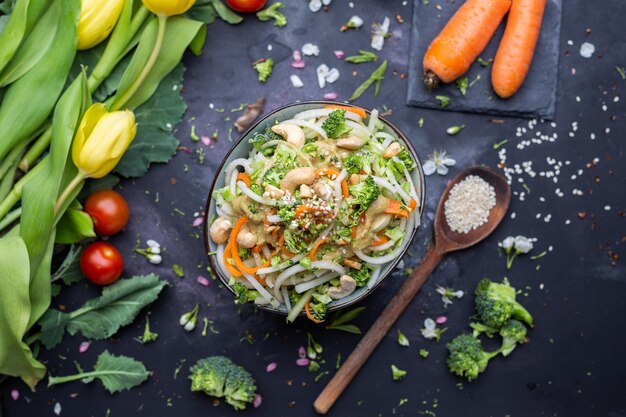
xmin=434 ymin=166 xmax=511 ymax=254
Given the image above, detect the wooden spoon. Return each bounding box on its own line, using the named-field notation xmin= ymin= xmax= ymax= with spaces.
xmin=313 ymin=166 xmax=511 ymax=414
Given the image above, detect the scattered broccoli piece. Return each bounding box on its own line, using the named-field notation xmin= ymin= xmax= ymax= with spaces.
xmin=309 ymin=300 xmax=328 ymax=322
xmin=277 ymin=205 xmax=296 ymax=222
xmin=138 ymin=317 xmax=158 ymax=344
xmin=283 ymin=229 xmax=306 ymax=254
xmin=343 ymin=153 xmax=363 ymax=175
xmin=253 ymin=58 xmax=273 ymax=83
xmin=499 ymin=319 xmax=528 ymax=357
xmin=469 ymin=321 xmax=497 ymax=338
xmin=302 ymin=142 xmax=318 ymax=156
xmin=348 ymin=176 xmax=380 ymax=214
xmin=189 ymin=356 xmax=257 ymax=410
xmin=396 ymin=147 xmax=415 ymax=172
xmin=446 ymin=334 xmax=500 ymax=381
xmin=349 ymin=267 xmax=371 ymax=287
xmin=256 ymin=2 xmax=287 ymax=27
xmin=250 ymin=183 xmax=263 ymax=195
xmin=261 ymin=166 xmax=284 ymax=188
xmin=474 ymin=278 xmax=533 ymax=329
xmin=232 ymin=282 xmax=258 ymax=305
xmin=249 ymin=127 xmax=283 ymax=155
xmin=419 ymin=348 xmax=429 ymax=358
xmin=391 ymin=365 xmax=407 ymax=381
xmin=322 ymin=110 xmax=353 ymax=139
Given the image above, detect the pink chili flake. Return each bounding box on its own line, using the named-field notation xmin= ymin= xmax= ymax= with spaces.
xmin=200 ymin=135 xmax=211 ymax=146
xmin=11 ymin=389 xmax=19 ymax=401
xmin=292 ymin=50 xmax=302 ymax=62
xmin=323 ymin=92 xmax=338 ymax=100
xmin=296 ymin=358 xmax=310 ymax=366
xmin=298 ymin=345 xmax=306 ymax=358
xmin=196 ymin=275 xmax=210 ymax=286
xmin=192 ymin=217 xmax=204 ymax=227
xmin=435 ymin=316 xmax=448 ymax=325
xmin=334 ymin=50 xmax=345 ymax=59
xmin=78 ymin=341 xmax=90 ymax=353
xmin=266 ymin=362 xmax=277 ymax=373
xmin=291 ymin=60 xmax=305 ymax=69
xmin=253 ymin=394 xmax=263 ymax=408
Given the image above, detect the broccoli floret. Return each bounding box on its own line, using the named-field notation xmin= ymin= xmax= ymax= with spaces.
xmin=322 ymin=110 xmax=352 ymax=139
xmin=253 ymin=58 xmax=273 ymax=82
xmin=249 ymin=127 xmax=283 ymax=155
xmin=189 ymin=356 xmax=256 ymax=411
xmin=277 ymin=205 xmax=296 ymax=222
xmin=348 ymin=176 xmax=380 ymax=214
xmin=446 ymin=334 xmax=500 ymax=381
xmin=261 ymin=166 xmax=284 ymax=188
xmin=474 ymin=278 xmax=533 ymax=329
xmin=309 ymin=299 xmax=328 ymax=322
xmin=343 ymin=153 xmax=363 ymax=175
xmin=349 ymin=267 xmax=371 ymax=287
xmin=391 ymin=365 xmax=407 ymax=381
xmin=469 ymin=321 xmax=497 ymax=338
xmin=396 ymin=147 xmax=415 ymax=172
xmin=256 ymin=2 xmax=287 ymax=27
xmin=499 ymin=319 xmax=528 ymax=357
xmin=302 ymin=142 xmax=318 ymax=156
xmin=233 ymin=282 xmax=258 ymax=305
xmin=284 ymin=229 xmax=306 ymax=254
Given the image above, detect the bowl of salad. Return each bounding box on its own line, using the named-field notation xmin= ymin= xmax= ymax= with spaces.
xmin=204 ymin=101 xmax=425 ymax=323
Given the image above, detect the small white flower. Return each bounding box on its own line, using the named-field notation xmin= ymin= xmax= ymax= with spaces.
xmin=302 ymin=43 xmax=320 ymax=56
xmin=371 ymin=17 xmax=390 ymax=51
xmin=290 ymin=75 xmax=304 ymax=88
xmin=53 ymin=402 xmax=62 ymax=416
xmin=146 ymin=239 xmax=160 ymax=248
xmin=322 ymin=0 xmax=332 ymax=5
xmin=420 ymin=318 xmax=447 ymax=341
xmin=317 ymin=64 xmax=329 ymax=88
xmin=325 ymin=68 xmax=340 ymax=84
xmin=309 ymin=0 xmax=322 ymax=12
xmin=500 ymin=236 xmax=515 ymax=254
xmin=514 ymin=235 xmax=534 ymax=254
xmin=435 ymin=285 xmax=464 ymax=308
xmin=346 ymin=15 xmax=363 ymax=29
xmin=148 ymin=254 xmax=162 ymax=265
xmin=422 ymin=150 xmax=456 ymax=176
xmin=148 ymin=246 xmax=161 ymax=255
xmin=184 ymin=321 xmax=196 ymax=332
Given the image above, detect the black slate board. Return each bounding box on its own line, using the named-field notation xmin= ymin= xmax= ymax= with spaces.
xmin=407 ymin=0 xmax=562 ymax=119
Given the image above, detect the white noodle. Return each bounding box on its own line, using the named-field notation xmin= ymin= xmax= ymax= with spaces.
xmin=229 ymin=170 xmax=238 ymax=196
xmin=243 ymin=273 xmax=280 ymax=308
xmin=368 ymin=109 xmax=379 ymax=133
xmin=345 ymin=120 xmax=371 ymax=139
xmin=281 ymin=119 xmax=328 ymax=139
xmin=393 ymin=156 xmax=420 ymax=205
xmin=384 ymin=169 xmax=411 ymax=203
xmin=293 ymin=108 xmax=363 ymax=122
xmin=257 ymin=254 xmax=306 ymax=275
xmin=282 ymin=287 xmax=292 ymax=311
xmin=368 ymin=239 xmax=396 ymax=251
xmin=372 ymin=176 xmax=409 ymax=203
xmin=266 ymin=214 xmax=284 ymax=223
xmin=295 ymin=272 xmax=340 ymax=293
xmin=237 ymin=181 xmax=284 ymax=206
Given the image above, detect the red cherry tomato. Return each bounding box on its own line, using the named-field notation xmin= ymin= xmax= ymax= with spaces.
xmin=84 ymin=190 xmax=129 ymax=236
xmin=80 ymin=242 xmax=124 ymax=286
xmin=226 ymin=0 xmax=267 ymax=13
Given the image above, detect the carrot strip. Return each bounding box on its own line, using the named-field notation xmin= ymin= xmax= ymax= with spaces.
xmin=229 ymin=217 xmax=259 ymax=275
xmin=309 ymin=238 xmax=327 ymax=261
xmin=252 ymin=244 xmax=264 ymax=254
xmin=492 ymin=0 xmax=547 ymax=98
xmin=409 ymin=198 xmax=417 ymax=210
xmin=236 ymin=172 xmax=251 ymax=187
xmin=317 ymin=167 xmax=341 ymax=178
xmin=305 ymin=300 xmax=324 ymax=324
xmin=222 ymin=244 xmax=242 ymax=277
xmin=323 ymin=104 xmax=367 ymax=119
xmin=341 ymin=180 xmax=349 ymax=199
xmin=423 ymin=0 xmax=512 ymax=88
xmin=295 ymin=205 xmax=315 ymax=218
xmin=385 ymin=199 xmax=410 ymax=218
xmin=351 ymin=226 xmax=357 ymax=239
xmin=371 ymin=235 xmax=390 ymax=246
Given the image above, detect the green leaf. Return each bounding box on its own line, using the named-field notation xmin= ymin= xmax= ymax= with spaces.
xmin=55 ymin=202 xmax=95 ymax=244
xmin=48 ymin=351 xmax=149 ymax=393
xmin=326 ymin=307 xmax=365 ymax=334
xmin=0 ymin=0 xmax=30 ymax=75
xmin=113 ymin=63 xmax=186 ymax=177
xmin=38 ymin=274 xmax=168 ymax=349
xmin=185 ymin=4 xmax=217 ymax=24
xmin=345 ymin=50 xmax=379 ymax=64
xmin=51 ymin=244 xmax=84 ymax=286
xmin=189 ymin=23 xmax=207 ymax=56
xmin=210 ymin=0 xmax=242 ymax=24
xmin=0 ymin=235 xmax=46 ymax=389
xmin=327 ymin=324 xmax=361 ymax=335
xmin=77 ymin=175 xmax=120 ymax=200
xmin=349 ymin=60 xmax=387 ymax=101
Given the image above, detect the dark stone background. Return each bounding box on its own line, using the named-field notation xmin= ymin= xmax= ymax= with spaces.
xmin=2 ymin=0 xmax=625 ymax=416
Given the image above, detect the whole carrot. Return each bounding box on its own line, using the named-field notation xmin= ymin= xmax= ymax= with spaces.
xmin=423 ymin=0 xmax=512 ymax=89
xmin=492 ymin=0 xmax=547 ymax=98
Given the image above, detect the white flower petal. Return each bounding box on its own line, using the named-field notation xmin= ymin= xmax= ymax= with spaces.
xmin=442 ymin=157 xmax=456 ymax=166
xmin=309 ymin=0 xmax=322 ymax=12
xmin=452 ymin=290 xmax=464 ymax=298
xmin=302 ymin=43 xmax=320 ymax=56
xmin=290 ymin=75 xmax=304 ymax=88
xmin=348 ymin=15 xmax=363 ymax=28
xmin=436 ymin=164 xmax=449 ymax=176
xmin=316 ymin=64 xmax=329 ymax=89
xmin=502 ymin=236 xmax=515 ymax=250
xmin=326 ymin=68 xmax=340 ymax=83
xmin=322 ymin=0 xmax=332 ymax=5
xmin=371 ymin=35 xmax=384 ymax=51
xmin=422 ymin=160 xmax=436 ymax=176
xmin=424 ymin=318 xmax=436 ymax=330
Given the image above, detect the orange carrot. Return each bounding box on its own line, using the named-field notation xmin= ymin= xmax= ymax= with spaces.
xmin=423 ymin=0 xmax=512 ymax=89
xmin=351 ymin=226 xmax=357 ymax=239
xmin=492 ymin=0 xmax=546 ymax=98
xmin=340 ymin=180 xmax=349 ymax=199
xmin=222 ymin=244 xmax=242 ymax=277
xmin=229 ymin=217 xmax=259 ymax=275
xmin=305 ymin=300 xmax=324 ymax=323
xmin=317 ymin=167 xmax=340 ymax=177
xmin=236 ymin=172 xmax=251 ymax=187
xmin=295 ymin=205 xmax=315 ymax=218
xmin=371 ymin=235 xmax=390 ymax=246
xmin=309 ymin=238 xmax=327 ymax=261
xmin=385 ymin=199 xmax=410 ymax=218
xmin=252 ymin=244 xmax=264 ymax=254
xmin=323 ymin=104 xmax=367 ymax=119
xmin=408 ymin=198 xmax=417 ymax=210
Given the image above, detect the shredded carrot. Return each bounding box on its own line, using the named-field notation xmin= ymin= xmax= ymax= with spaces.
xmin=252 ymin=244 xmax=264 ymax=254
xmin=295 ymin=205 xmax=315 ymax=218
xmin=305 ymin=300 xmax=324 ymax=324
xmin=254 ymin=275 xmax=267 ymax=285
xmin=351 ymin=226 xmax=357 ymax=239
xmin=409 ymin=198 xmax=417 ymax=210
xmin=341 ymin=180 xmax=349 ymax=199
xmin=317 ymin=167 xmax=340 ymax=177
xmin=308 ymin=238 xmax=327 ymax=261
xmin=222 ymin=244 xmax=242 ymax=277
xmin=229 ymin=217 xmax=259 ymax=275
xmin=323 ymin=104 xmax=367 ymax=119
xmin=371 ymin=235 xmax=390 ymax=246
xmin=385 ymin=199 xmax=410 ymax=218
xmin=236 ymin=172 xmax=251 ymax=187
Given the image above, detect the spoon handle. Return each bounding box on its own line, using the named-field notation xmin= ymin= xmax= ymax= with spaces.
xmin=313 ymin=245 xmax=444 ymax=414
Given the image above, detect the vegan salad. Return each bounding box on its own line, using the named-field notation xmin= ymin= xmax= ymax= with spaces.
xmin=209 ymin=106 xmax=421 ymax=323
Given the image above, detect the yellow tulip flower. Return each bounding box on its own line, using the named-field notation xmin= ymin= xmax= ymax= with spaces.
xmin=77 ymin=0 xmax=125 ymax=50
xmin=72 ymin=104 xmax=137 ymax=179
xmin=142 ymin=0 xmax=195 ymax=17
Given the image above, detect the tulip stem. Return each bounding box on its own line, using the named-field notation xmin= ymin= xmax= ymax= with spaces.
xmin=110 ymin=14 xmax=168 ymax=111
xmin=0 ymin=208 xmax=22 ymax=234
xmin=19 ymin=128 xmax=52 ymax=172
xmin=0 ymin=161 xmax=45 ymax=222
xmin=53 ymin=173 xmax=85 ymax=216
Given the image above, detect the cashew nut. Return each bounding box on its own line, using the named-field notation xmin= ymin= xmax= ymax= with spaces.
xmin=343 ymin=259 xmax=362 ymax=270
xmin=300 ymin=184 xmax=313 ymax=198
xmin=336 ymin=135 xmax=364 ymax=150
xmin=280 ymin=167 xmax=317 ymax=192
xmin=383 ymin=142 xmax=401 ymax=159
xmin=271 ymin=124 xmax=305 ymax=147
xmin=236 ymin=224 xmax=257 ymax=248
xmin=263 ymin=184 xmax=285 ymax=200
xmin=349 ymin=173 xmax=360 ymax=185
xmin=312 ymin=181 xmax=333 ymax=201
xmin=209 ymin=216 xmax=232 ymax=245
xmin=328 ymin=275 xmax=357 ymax=300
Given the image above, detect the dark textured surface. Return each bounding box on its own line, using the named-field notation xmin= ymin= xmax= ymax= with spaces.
xmin=407 ymin=0 xmax=562 ymax=119
xmin=2 ymin=1 xmax=626 ymax=417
